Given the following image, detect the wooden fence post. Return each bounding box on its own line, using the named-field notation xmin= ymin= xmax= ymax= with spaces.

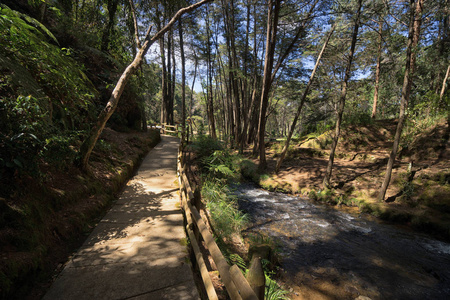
xmin=246 ymin=257 xmax=265 ymax=300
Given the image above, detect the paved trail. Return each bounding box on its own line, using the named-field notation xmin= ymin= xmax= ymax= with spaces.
xmin=44 ymin=135 xmax=198 ymax=300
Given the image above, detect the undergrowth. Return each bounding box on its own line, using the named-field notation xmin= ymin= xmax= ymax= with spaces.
xmin=191 ymin=135 xmax=290 ymax=299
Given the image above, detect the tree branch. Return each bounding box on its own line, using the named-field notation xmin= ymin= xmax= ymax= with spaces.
xmin=128 ymin=0 xmax=142 ymax=49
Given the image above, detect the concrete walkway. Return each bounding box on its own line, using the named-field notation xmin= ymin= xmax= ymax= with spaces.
xmin=44 ymin=135 xmax=199 ymax=300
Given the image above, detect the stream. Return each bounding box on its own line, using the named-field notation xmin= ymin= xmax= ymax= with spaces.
xmin=234 ymin=183 xmax=450 ymax=300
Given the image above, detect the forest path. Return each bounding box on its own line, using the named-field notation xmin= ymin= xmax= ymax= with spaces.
xmin=43 ymin=135 xmax=198 ymax=300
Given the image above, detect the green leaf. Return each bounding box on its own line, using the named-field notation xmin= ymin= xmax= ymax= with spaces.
xmin=13 ymin=159 xmax=23 ymax=168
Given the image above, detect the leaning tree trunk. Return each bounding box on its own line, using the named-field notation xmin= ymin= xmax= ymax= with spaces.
xmin=323 ymin=0 xmax=362 ymax=189
xmin=276 ymin=23 xmax=335 ymax=173
xmin=79 ymin=0 xmax=213 ymax=171
xmin=378 ymin=0 xmax=422 ymax=201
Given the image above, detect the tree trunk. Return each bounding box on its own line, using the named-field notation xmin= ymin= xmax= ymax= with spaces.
xmin=188 ymin=55 xmax=198 ymax=144
xmin=170 ymin=29 xmax=176 ymax=125
xmin=408 ymin=0 xmax=424 ymax=110
xmin=166 ymin=30 xmax=172 ymax=124
xmin=101 ymin=0 xmax=120 ymax=52
xmin=323 ymin=0 xmax=362 ymax=189
xmin=179 ymin=19 xmax=186 ymax=144
xmin=276 ymin=23 xmax=335 ymax=173
xmin=371 ymin=18 xmax=383 ymax=119
xmin=378 ymin=0 xmax=422 ymax=201
xmin=80 ymin=0 xmax=213 ymax=171
xmin=258 ymin=0 xmax=281 ymax=170
xmin=206 ymin=9 xmax=217 ymax=139
xmin=440 ymin=64 xmax=450 ymax=103
xmin=159 ymin=32 xmax=168 ymax=124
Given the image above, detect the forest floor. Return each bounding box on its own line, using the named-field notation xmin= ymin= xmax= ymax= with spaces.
xmin=0 ymin=128 xmax=160 ymax=299
xmin=250 ymin=118 xmax=450 ymax=241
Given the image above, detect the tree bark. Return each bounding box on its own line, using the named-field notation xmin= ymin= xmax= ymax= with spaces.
xmin=408 ymin=0 xmax=424 ymax=109
xmin=440 ymin=64 xmax=450 ymax=103
xmin=170 ymin=29 xmax=176 ymax=125
xmin=371 ymin=18 xmax=383 ymax=119
xmin=323 ymin=0 xmax=362 ymax=189
xmin=206 ymin=9 xmax=217 ymax=139
xmin=179 ymin=19 xmax=186 ymax=144
xmin=166 ymin=30 xmax=173 ymax=124
xmin=101 ymin=0 xmax=120 ymax=52
xmin=128 ymin=0 xmax=141 ymax=49
xmin=258 ymin=0 xmax=281 ymax=170
xmin=276 ymin=23 xmax=335 ymax=173
xmin=80 ymin=0 xmax=213 ymax=171
xmin=158 ymin=21 xmax=168 ymax=124
xmin=188 ymin=54 xmax=198 ymax=144
xmin=378 ymin=0 xmax=422 ymax=201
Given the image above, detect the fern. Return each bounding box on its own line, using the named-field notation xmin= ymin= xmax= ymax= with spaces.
xmin=265 ymin=276 xmax=290 ymax=300
xmin=229 ymin=253 xmax=247 ymax=270
xmin=0 ymin=4 xmax=58 ymax=44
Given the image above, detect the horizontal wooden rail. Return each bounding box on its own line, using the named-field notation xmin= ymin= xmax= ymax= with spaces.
xmin=154 ymin=123 xmax=183 ymax=136
xmin=177 ymin=145 xmax=260 ymax=300
xmin=182 ymin=191 xmax=218 ymax=300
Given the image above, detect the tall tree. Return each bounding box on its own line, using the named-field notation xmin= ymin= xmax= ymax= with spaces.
xmin=441 ymin=64 xmax=450 ymax=103
xmin=80 ymin=0 xmax=213 ymax=171
xmin=371 ymin=17 xmax=383 ymax=119
xmin=205 ymin=7 xmax=217 ymax=139
xmin=257 ymin=0 xmax=281 ymax=170
xmin=323 ymin=0 xmax=363 ymax=189
xmin=276 ymin=22 xmax=336 ymax=173
xmin=101 ymin=0 xmax=120 ymax=52
xmin=179 ymin=19 xmax=186 ymax=143
xmin=378 ymin=0 xmax=424 ymax=201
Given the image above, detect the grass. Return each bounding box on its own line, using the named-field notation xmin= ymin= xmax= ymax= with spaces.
xmin=201 ymin=180 xmax=248 ymax=241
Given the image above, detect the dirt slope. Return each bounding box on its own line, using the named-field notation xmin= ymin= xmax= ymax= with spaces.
xmin=259 ymin=118 xmax=450 ymax=240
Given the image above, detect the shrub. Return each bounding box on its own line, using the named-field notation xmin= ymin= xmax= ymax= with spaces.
xmin=191 ymin=134 xmax=223 ymax=161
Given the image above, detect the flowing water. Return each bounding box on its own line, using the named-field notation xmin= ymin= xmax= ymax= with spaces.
xmin=234 ymin=183 xmax=450 ymax=300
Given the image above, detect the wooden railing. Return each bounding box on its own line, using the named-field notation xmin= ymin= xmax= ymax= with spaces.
xmin=148 ymin=123 xmax=181 ymax=135
xmin=177 ymin=145 xmax=263 ymax=300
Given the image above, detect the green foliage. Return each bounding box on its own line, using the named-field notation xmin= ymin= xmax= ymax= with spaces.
xmin=0 ymin=5 xmax=97 ymax=118
xmin=202 ymin=180 xmax=248 ymax=240
xmin=308 ymin=188 xmax=337 ymax=204
xmin=41 ymin=132 xmax=84 ymax=169
xmin=202 ymin=150 xmax=241 ymax=181
xmin=401 ymin=113 xmax=447 ymax=150
xmin=192 ymin=134 xmax=224 ymax=160
xmin=240 ymin=159 xmax=260 ymax=183
xmin=343 ymin=111 xmax=373 ymax=126
xmin=0 ymin=4 xmax=97 ymax=178
xmin=265 ymin=276 xmax=290 ymax=300
xmin=229 ymin=253 xmax=247 ymax=270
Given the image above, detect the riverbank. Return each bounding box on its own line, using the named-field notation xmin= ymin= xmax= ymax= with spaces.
xmin=241 ymin=119 xmax=450 ymax=241
xmin=235 ymin=182 xmax=450 ymax=300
